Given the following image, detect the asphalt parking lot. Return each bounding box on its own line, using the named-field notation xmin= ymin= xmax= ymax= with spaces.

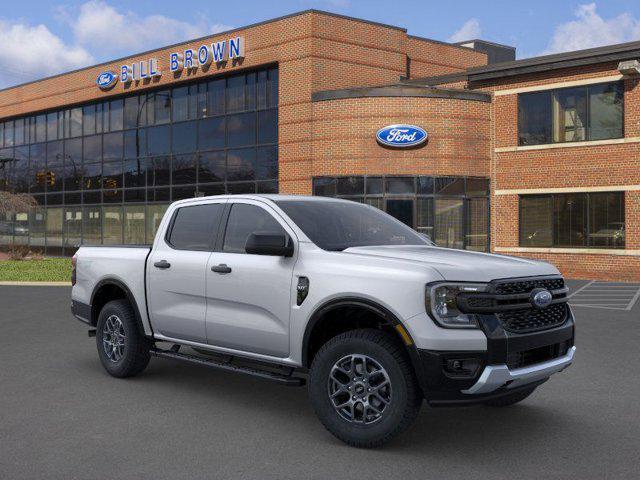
xmin=1 ymin=281 xmax=639 ymax=480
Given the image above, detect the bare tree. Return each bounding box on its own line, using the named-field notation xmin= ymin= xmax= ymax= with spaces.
xmin=0 ymin=191 xmax=37 ymax=216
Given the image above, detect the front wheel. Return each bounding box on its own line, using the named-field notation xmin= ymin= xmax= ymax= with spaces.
xmin=96 ymin=299 xmax=151 ymax=378
xmin=308 ymin=329 xmax=422 ymax=448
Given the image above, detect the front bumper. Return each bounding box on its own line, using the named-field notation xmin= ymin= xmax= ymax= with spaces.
xmin=461 ymin=345 xmax=575 ymax=395
xmin=413 ymin=307 xmax=575 ymax=406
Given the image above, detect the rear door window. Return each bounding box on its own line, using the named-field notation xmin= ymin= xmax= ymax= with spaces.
xmin=167 ymin=203 xmax=224 ymax=250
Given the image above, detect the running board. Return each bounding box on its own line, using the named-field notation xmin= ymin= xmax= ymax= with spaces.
xmin=149 ymin=348 xmax=305 ymax=386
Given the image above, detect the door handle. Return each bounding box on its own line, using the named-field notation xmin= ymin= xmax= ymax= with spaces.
xmin=154 ymin=260 xmax=171 ymax=269
xmin=211 ymin=264 xmax=232 ymax=274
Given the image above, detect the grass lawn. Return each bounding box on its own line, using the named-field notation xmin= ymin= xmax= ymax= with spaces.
xmin=0 ymin=258 xmax=73 ymax=282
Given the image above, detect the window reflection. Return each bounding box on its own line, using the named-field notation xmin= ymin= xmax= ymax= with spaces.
xmin=313 ymin=175 xmax=489 ymax=252
xmin=0 ymin=67 xmax=278 ymax=255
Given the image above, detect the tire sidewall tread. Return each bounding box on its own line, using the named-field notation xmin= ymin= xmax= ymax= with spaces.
xmin=308 ymin=328 xmax=422 ymax=448
xmin=96 ymin=299 xmax=151 ymax=378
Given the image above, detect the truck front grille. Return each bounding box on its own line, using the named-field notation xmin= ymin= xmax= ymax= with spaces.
xmin=494 ymin=278 xmax=565 ymax=295
xmin=457 ymin=276 xmax=570 ymax=334
xmin=496 ymin=303 xmax=568 ymax=333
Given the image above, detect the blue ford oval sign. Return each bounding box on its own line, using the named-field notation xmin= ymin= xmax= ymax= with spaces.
xmin=96 ymin=71 xmax=118 ymax=90
xmin=376 ymin=124 xmax=428 ymax=148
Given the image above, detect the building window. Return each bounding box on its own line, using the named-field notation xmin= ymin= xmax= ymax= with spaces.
xmin=313 ymin=175 xmax=490 ymax=252
xmin=0 ymin=65 xmax=278 ymax=255
xmin=518 ymin=82 xmax=623 ymax=145
xmin=519 ymin=192 xmax=625 ymax=248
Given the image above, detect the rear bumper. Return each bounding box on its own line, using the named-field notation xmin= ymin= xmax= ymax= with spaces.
xmin=71 ymin=300 xmax=92 ymax=325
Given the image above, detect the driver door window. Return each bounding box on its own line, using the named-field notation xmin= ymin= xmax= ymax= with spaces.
xmin=223 ymin=203 xmax=286 ymax=253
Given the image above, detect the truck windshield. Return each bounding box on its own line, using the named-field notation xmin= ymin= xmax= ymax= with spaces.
xmin=275 ymin=200 xmax=431 ymax=251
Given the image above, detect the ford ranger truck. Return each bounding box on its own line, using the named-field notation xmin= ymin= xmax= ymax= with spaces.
xmin=71 ymin=195 xmax=576 ymax=447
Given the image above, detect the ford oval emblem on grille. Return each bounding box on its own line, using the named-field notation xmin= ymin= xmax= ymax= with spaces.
xmin=376 ymin=124 xmax=427 ymax=148
xmin=531 ymin=288 xmax=553 ymax=309
xmin=96 ymin=71 xmax=118 ymax=90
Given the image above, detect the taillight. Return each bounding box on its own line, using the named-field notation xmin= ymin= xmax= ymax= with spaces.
xmin=71 ymin=255 xmax=77 ymax=286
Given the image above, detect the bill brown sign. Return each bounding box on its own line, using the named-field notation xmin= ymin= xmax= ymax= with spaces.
xmin=97 ymin=36 xmax=245 ymax=89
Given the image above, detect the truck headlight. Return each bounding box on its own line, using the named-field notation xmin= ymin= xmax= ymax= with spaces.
xmin=425 ymin=283 xmax=488 ymax=329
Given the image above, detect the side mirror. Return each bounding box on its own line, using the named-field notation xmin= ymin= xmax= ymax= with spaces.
xmin=418 ymin=232 xmax=435 ymax=245
xmin=245 ymin=232 xmax=294 ymax=257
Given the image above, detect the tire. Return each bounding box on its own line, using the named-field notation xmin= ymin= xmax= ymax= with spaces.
xmin=308 ymin=328 xmax=422 ymax=448
xmin=96 ymin=299 xmax=151 ymax=378
xmin=483 ymin=386 xmax=537 ymax=407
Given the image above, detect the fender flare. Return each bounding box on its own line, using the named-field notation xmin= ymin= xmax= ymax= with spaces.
xmin=301 ymin=297 xmax=423 ymax=375
xmin=90 ymin=278 xmax=150 ymax=337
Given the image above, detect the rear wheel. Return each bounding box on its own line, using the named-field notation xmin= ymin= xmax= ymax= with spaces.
xmin=483 ymin=386 xmax=537 ymax=407
xmin=96 ymin=299 xmax=151 ymax=378
xmin=308 ymin=329 xmax=422 ymax=448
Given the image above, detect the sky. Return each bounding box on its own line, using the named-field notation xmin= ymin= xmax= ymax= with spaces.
xmin=1 ymin=0 xmax=640 ymax=88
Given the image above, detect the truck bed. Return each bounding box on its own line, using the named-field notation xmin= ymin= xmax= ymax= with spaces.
xmin=72 ymin=245 xmax=153 ymax=334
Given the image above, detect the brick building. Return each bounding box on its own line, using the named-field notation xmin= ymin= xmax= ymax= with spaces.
xmin=0 ymin=10 xmax=638 ymax=281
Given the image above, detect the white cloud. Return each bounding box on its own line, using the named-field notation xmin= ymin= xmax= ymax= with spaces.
xmin=0 ymin=1 xmax=235 ymax=88
xmin=542 ymin=3 xmax=640 ymax=54
xmin=0 ymin=20 xmax=93 ymax=88
xmin=68 ymin=1 xmax=232 ymax=57
xmin=448 ymin=18 xmax=481 ymax=43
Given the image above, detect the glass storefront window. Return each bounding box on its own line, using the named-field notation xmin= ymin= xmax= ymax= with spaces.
xmin=29 ymin=207 xmax=46 ymax=251
xmin=0 ymin=212 xmax=12 ymax=247
xmin=519 ymin=81 xmax=623 ymax=145
xmin=103 ymin=206 xmax=123 ymax=244
xmin=64 ymin=207 xmax=82 ymax=248
xmin=172 ymin=154 xmax=197 ymax=185
xmin=198 ymin=117 xmax=225 ymax=150
xmin=416 ymin=197 xmax=434 ymax=239
xmin=124 ymin=205 xmax=145 ymax=244
xmin=154 ymin=91 xmax=171 ymax=125
xmin=386 ymin=177 xmax=414 ymax=194
xmin=519 ymin=192 xmax=624 ymax=248
xmin=109 ymin=99 xmax=124 ymax=132
xmin=82 ymin=206 xmax=101 ymax=244
xmin=172 ymin=121 xmax=197 ymax=154
xmin=466 ymin=197 xmax=488 ymax=252
xmin=13 ymin=212 xmax=29 ymax=246
xmin=46 ymin=207 xmax=63 ymax=254
xmin=147 ymin=125 xmax=170 ymax=156
xmin=434 ymin=198 xmax=464 ymax=249
xmin=146 ymin=204 xmax=168 ymax=243
xmin=227 ymin=148 xmax=255 ymax=181
xmin=227 ymin=112 xmax=256 ymax=147
xmin=0 ymin=67 xmax=278 ymax=255
xmin=198 ymin=151 xmax=225 ymax=183
xmin=172 ymin=86 xmax=190 ymax=122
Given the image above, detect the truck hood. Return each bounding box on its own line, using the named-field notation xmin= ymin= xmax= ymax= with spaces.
xmin=341 ymin=245 xmax=559 ymax=282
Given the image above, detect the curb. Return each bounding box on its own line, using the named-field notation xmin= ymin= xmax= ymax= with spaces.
xmin=0 ymin=281 xmax=72 ymax=286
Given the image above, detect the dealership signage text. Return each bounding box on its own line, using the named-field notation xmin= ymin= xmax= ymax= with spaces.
xmin=97 ymin=36 xmax=245 ymax=89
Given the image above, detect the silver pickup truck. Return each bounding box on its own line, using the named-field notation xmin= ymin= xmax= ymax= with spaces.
xmin=71 ymin=194 xmax=576 ymax=447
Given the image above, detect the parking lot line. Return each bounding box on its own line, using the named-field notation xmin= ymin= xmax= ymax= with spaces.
xmin=625 ymin=287 xmax=640 ymax=311
xmin=568 ymin=280 xmax=640 ymax=311
xmin=567 ymin=280 xmax=594 ymax=298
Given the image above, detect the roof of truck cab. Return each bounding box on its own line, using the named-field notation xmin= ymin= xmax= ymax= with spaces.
xmin=171 ymin=194 xmax=348 ymax=205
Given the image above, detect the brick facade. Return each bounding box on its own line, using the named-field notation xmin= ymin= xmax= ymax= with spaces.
xmin=472 ymin=63 xmax=640 ymax=281
xmin=311 ymin=95 xmax=490 ymax=179
xmin=1 ymin=9 xmax=638 ymax=280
